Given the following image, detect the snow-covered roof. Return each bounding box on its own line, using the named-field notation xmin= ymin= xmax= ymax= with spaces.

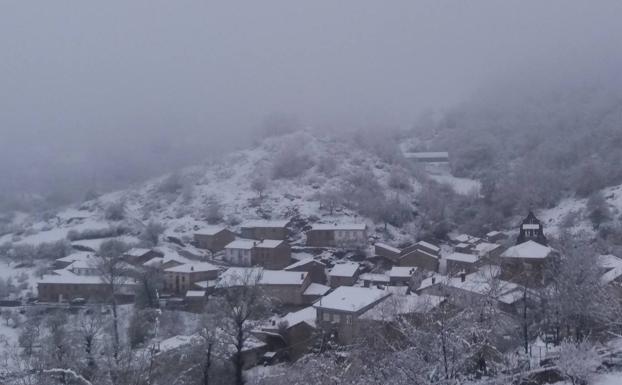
xmin=68 ymin=258 xmax=99 ymax=270
xmin=375 ymin=242 xmax=401 ymax=254
xmin=501 ymin=241 xmax=552 ymax=259
xmin=55 ymin=252 xmax=94 ymax=264
xmin=194 ymin=226 xmax=228 ymax=236
xmin=451 ymin=234 xmax=478 ymax=243
xmin=143 ymin=257 xmax=164 ymax=267
xmin=416 ymin=241 xmax=440 ymax=253
xmin=39 ymin=274 xmax=106 ymax=285
xmin=403 ymin=247 xmax=439 ymax=260
xmin=310 ymin=223 xmax=367 ymax=231
xmin=217 ymin=267 xmax=308 ymax=287
xmin=328 ymin=262 xmax=359 ymax=277
xmin=598 ymin=255 xmax=622 ymax=285
xmin=360 ymin=294 xmax=444 ymax=321
xmin=255 ymin=239 xmax=285 ymax=249
xmin=225 ymin=239 xmax=256 ymax=250
xmin=486 ymin=231 xmax=501 ymax=237
xmin=124 ymin=248 xmax=151 ymax=257
xmin=278 ymin=306 xmax=317 ymax=329
xmin=444 ymin=252 xmax=479 ymax=264
xmin=241 ymin=219 xmax=290 ymax=228
xmin=389 ymin=266 xmax=416 ymax=278
xmin=303 ymin=283 xmax=331 ymax=296
xmin=284 ymin=257 xmax=325 ymax=270
xmin=164 ymin=262 xmax=219 ymax=274
xmin=314 ymin=286 xmax=391 ymax=313
xmin=419 ymin=269 xmax=519 ymax=298
xmin=473 ymin=242 xmax=501 ymax=255
xmin=185 ymin=290 xmax=206 ymax=297
xmin=360 ymin=273 xmax=390 ymax=283
xmin=193 ymin=280 xmax=217 ymax=289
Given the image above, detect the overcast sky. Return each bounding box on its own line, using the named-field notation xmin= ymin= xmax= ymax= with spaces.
xmin=1 ymin=1 xmax=622 ymax=201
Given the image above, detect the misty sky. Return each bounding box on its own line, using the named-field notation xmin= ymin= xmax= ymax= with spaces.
xmin=1 ymin=1 xmax=622 ymax=201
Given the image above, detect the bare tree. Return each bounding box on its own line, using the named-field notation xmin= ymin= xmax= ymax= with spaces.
xmin=97 ymin=239 xmax=130 ymax=361
xmin=140 ymin=221 xmax=165 ymax=247
xmin=250 ymin=175 xmax=268 ymax=199
xmin=556 ymin=339 xmax=599 ymax=385
xmin=215 ymin=270 xmax=271 ymax=385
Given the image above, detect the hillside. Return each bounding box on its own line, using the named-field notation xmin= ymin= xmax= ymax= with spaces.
xmin=0 ymin=132 xmax=426 ymax=258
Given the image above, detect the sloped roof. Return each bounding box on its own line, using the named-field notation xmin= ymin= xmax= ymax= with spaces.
xmin=311 ymin=223 xmax=366 ymax=231
xmin=501 ymin=241 xmax=552 ymax=259
xmin=314 ymin=286 xmax=390 ymax=313
xmin=328 ymin=262 xmax=359 ymax=277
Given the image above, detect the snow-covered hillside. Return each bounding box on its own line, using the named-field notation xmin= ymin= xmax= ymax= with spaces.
xmin=0 ymin=132 xmax=424 ymax=252
xmin=538 ymin=184 xmax=622 ymax=238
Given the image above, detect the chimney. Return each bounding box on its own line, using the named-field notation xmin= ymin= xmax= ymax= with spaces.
xmin=460 ymin=271 xmax=466 ymax=282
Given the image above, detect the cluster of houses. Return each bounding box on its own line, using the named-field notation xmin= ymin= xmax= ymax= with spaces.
xmin=35 ymin=212 xmax=622 ymax=368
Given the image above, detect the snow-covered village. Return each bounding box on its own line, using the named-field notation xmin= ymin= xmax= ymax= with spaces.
xmin=3 ymin=2 xmax=622 ymax=385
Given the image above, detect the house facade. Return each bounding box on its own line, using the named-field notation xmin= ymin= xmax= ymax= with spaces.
xmin=314 ymin=286 xmax=391 ymax=344
xmin=251 ymin=240 xmax=291 ymax=269
xmin=224 ymin=239 xmax=256 ymax=266
xmin=240 ymin=220 xmax=290 ymax=240
xmin=327 ymin=262 xmax=359 ymax=288
xmin=284 ymin=258 xmax=327 ymax=284
xmin=164 ymin=262 xmax=219 ymax=295
xmin=194 ymin=227 xmax=236 ymax=251
xmin=306 ymin=223 xmax=367 ymax=248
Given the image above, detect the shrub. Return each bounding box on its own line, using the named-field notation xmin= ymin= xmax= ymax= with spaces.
xmin=158 ymin=173 xmax=183 ymax=195
xmin=271 ymin=148 xmax=314 ymax=179
xmin=387 ymin=167 xmax=412 ymax=191
xmin=104 ymin=200 xmax=126 ymax=221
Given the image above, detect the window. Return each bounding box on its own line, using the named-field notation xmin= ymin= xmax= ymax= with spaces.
xmin=333 ymin=314 xmax=341 ymax=323
xmin=346 ymin=315 xmax=353 ymax=325
xmin=323 ymin=312 xmax=330 ymax=322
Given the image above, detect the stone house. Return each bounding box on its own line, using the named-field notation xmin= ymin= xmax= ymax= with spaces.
xmin=389 ymin=266 xmax=417 ymax=286
xmin=500 ymin=240 xmax=554 ymax=286
xmin=37 ymin=273 xmax=138 ymax=303
xmin=164 ymin=262 xmax=219 ymax=295
xmin=444 ymin=252 xmax=480 ymax=275
xmin=260 ymin=306 xmax=317 ymax=360
xmin=194 ymin=226 xmax=235 ymax=252
xmin=374 ymin=242 xmax=401 ymax=261
xmin=241 ymin=220 xmax=290 ymax=240
xmin=327 ymin=262 xmax=359 ymax=288
xmin=314 ymin=286 xmax=391 ymax=344
xmin=251 ymin=239 xmax=291 ymax=269
xmin=360 ymin=273 xmax=390 ymax=288
xmin=224 ymin=239 xmax=256 ymax=266
xmin=306 ymin=223 xmax=367 ymax=248
xmin=398 ymin=248 xmax=439 ymax=272
xmin=123 ymin=248 xmax=163 ymax=266
xmin=216 ymin=267 xmax=312 ymax=306
xmin=284 ymin=257 xmax=327 ymax=284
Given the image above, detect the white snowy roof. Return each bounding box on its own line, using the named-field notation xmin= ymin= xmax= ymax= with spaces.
xmin=314 ymin=286 xmax=391 ymax=313
xmin=486 ymin=231 xmax=501 ymax=237
xmin=284 ymin=257 xmax=325 ymax=270
xmin=185 ymin=290 xmax=206 ymax=298
xmin=375 ymin=243 xmax=401 ymax=254
xmin=444 ymin=252 xmax=479 ymax=264
xmin=194 ymin=226 xmax=228 ymax=236
xmin=164 ymin=262 xmax=218 ymax=273
xmin=419 ymin=269 xmax=519 ymax=298
xmin=225 ymin=239 xmax=255 ymax=250
xmin=193 ymin=280 xmax=217 ymax=289
xmin=360 ymin=294 xmax=444 ymax=321
xmin=39 ymin=274 xmax=106 ymax=285
xmin=268 ymin=306 xmax=317 ymax=330
xmin=501 ymin=241 xmax=552 ymax=260
xmin=598 ymin=255 xmax=622 ymax=285
xmin=124 ymin=248 xmax=151 ymax=257
xmin=303 ymin=283 xmax=331 ymax=296
xmin=311 ymin=223 xmax=366 ymax=231
xmin=241 ymin=219 xmax=289 ymax=228
xmin=68 ymin=258 xmax=99 ymax=270
xmin=416 ymin=241 xmax=440 ymax=253
xmin=255 ymin=239 xmax=285 ymax=249
xmin=451 ymin=234 xmax=478 ymax=243
xmin=143 ymin=257 xmax=164 ymax=267
xmin=225 ymin=239 xmax=256 ymax=250
xmin=359 ymin=273 xmax=390 ymax=283
xmin=329 ymin=262 xmax=359 ymax=277
xmin=474 ymin=242 xmax=501 ymax=255
xmin=389 ymin=266 xmax=417 ymax=278
xmin=55 ymin=252 xmax=94 ymax=264
xmin=217 ymin=267 xmax=307 ymax=287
